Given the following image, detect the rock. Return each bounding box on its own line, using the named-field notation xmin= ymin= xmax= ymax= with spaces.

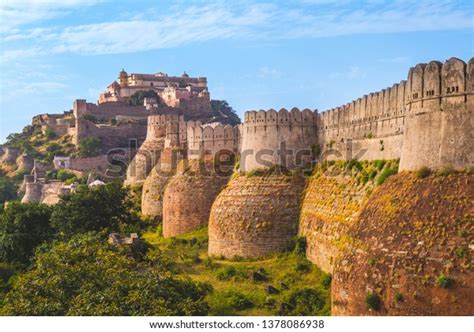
xmin=266 ymin=285 xmax=280 ymax=294
xmin=249 ymin=271 xmax=268 ymax=282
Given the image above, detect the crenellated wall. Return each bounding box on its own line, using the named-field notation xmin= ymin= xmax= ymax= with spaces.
xmin=124 ymin=114 xmax=185 ymax=185
xmin=399 ymin=57 xmax=473 ymax=170
xmin=240 ymin=108 xmax=318 ymax=172
xmin=186 ymin=122 xmax=240 ymax=160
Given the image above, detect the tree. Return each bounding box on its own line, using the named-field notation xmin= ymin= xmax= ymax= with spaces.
xmin=210 ymin=100 xmax=241 ymax=125
xmin=0 ymin=174 xmax=18 ymax=205
xmin=0 ymin=202 xmax=53 ymax=264
xmin=0 ymin=233 xmax=211 ymax=315
xmin=78 ymin=137 xmax=101 ymax=157
xmin=50 ymin=182 xmax=138 ymax=239
xmin=128 ymin=90 xmax=160 ymax=106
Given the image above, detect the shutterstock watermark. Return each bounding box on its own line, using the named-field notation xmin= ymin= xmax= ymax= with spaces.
xmin=103 ymin=138 xmax=368 ymax=180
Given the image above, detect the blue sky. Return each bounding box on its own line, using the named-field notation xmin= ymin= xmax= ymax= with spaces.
xmin=0 ymin=0 xmax=473 ymax=142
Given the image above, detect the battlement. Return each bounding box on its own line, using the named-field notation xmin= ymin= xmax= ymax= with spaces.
xmin=147 ymin=114 xmax=185 ymax=141
xmin=187 ymin=122 xmax=240 ymax=160
xmin=240 ymin=108 xmax=318 ymax=172
xmin=244 ymin=108 xmax=317 ymax=126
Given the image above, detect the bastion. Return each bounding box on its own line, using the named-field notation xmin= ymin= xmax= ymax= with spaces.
xmin=332 ymin=172 xmax=474 ymax=315
xmin=208 ymin=174 xmax=305 ymax=258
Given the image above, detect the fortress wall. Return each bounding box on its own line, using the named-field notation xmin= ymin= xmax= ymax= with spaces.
xmin=21 ymin=181 xmax=67 ymax=205
xmin=74 ymin=99 xmax=150 ymax=120
xmin=208 ymin=175 xmax=305 ymax=258
xmin=399 ymin=57 xmax=473 ymax=170
xmin=162 ymin=160 xmax=230 ymax=237
xmin=186 ymin=122 xmax=240 ymax=160
xmin=240 ymin=108 xmax=318 ymax=172
xmin=74 ymin=117 xmax=147 ymax=149
xmin=21 ymin=182 xmax=42 ymax=203
xmin=299 ymin=172 xmax=371 ymax=273
xmin=141 ymin=147 xmax=186 ymax=219
xmin=316 ymin=57 xmax=473 ymax=169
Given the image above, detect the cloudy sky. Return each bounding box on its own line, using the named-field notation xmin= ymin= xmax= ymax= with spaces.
xmin=0 ymin=0 xmax=473 ymax=141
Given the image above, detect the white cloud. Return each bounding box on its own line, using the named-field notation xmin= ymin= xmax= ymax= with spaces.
xmin=0 ymin=1 xmax=473 ymax=60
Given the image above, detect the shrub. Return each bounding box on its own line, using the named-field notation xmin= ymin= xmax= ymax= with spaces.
xmin=282 ymin=288 xmax=326 ymax=315
xmin=374 ymin=160 xmax=386 ymax=171
xmin=365 ymin=292 xmax=382 ymax=310
xmin=437 ymin=165 xmax=456 ymax=177
xmin=209 ymin=290 xmax=253 ymax=315
xmin=321 ymin=273 xmax=332 ymax=289
xmin=294 ymin=260 xmax=311 ymax=273
xmin=416 ymin=166 xmax=431 ymax=179
xmin=57 ymin=169 xmax=76 ymax=181
xmin=465 ymin=166 xmax=474 ymax=175
xmin=436 ymin=274 xmax=454 ymax=288
xmin=44 ymin=128 xmax=56 ymax=139
xmin=51 ymin=182 xmax=139 ymax=239
xmin=78 ymin=137 xmax=101 ymax=157
xmin=454 ymin=246 xmax=468 ymax=258
xmin=216 ymin=266 xmax=238 ymax=280
xmin=376 ymin=167 xmax=398 ymax=185
xmin=292 ymin=236 xmax=307 ymax=255
xmin=394 ymin=292 xmax=404 ymax=303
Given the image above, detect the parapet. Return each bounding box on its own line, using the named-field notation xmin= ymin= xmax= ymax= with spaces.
xmin=187 ymin=122 xmax=240 ymax=160
xmin=244 ymin=107 xmax=317 ymax=126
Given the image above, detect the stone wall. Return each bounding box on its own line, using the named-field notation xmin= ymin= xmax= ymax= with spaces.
xmin=187 ymin=122 xmax=240 ymax=160
xmin=299 ymin=171 xmax=370 ymax=273
xmin=208 ymin=174 xmax=305 ymax=258
xmin=332 ymin=173 xmax=474 ymax=315
xmin=240 ymin=108 xmax=318 ymax=172
xmin=21 ymin=180 xmax=70 ymax=205
xmin=399 ymin=58 xmax=474 ymax=170
xmin=124 ymin=114 xmax=185 ymax=185
xmin=162 ymin=160 xmax=230 ymax=237
xmin=316 ymin=57 xmax=473 ymax=170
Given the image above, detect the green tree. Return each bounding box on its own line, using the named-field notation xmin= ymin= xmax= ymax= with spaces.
xmin=0 ymin=233 xmax=210 ymax=315
xmin=51 ymin=182 xmax=137 ymax=239
xmin=0 ymin=202 xmax=53 ymax=264
xmin=0 ymin=174 xmax=18 ymax=205
xmin=78 ymin=137 xmax=101 ymax=157
xmin=128 ymin=90 xmax=160 ymax=106
xmin=210 ymin=100 xmax=241 ymax=125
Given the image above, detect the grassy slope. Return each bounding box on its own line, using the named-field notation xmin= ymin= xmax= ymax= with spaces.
xmin=143 ymin=227 xmax=331 ymax=316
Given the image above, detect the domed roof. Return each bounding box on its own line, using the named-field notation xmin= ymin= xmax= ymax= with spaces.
xmin=181 ymin=71 xmax=189 ymax=78
xmin=119 ymin=68 xmax=127 ymax=78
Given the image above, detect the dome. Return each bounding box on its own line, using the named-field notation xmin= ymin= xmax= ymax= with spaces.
xmin=119 ymin=68 xmax=127 ymax=78
xmin=181 ymin=71 xmax=189 ymax=78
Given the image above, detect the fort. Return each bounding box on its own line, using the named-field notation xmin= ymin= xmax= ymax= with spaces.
xmin=1 ymin=58 xmax=472 ymax=315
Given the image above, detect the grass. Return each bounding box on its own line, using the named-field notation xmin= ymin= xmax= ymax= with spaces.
xmin=436 ymin=274 xmax=455 ymax=289
xmin=142 ymin=226 xmax=331 ymax=316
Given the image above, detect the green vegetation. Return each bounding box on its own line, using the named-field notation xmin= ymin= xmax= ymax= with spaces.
xmin=51 ymin=182 xmax=140 ymax=239
xmin=0 ymin=233 xmax=210 ymax=315
xmin=210 ymin=100 xmax=241 ymax=126
xmin=394 ymin=292 xmax=404 ymax=303
xmin=365 ymin=292 xmax=382 ymax=310
xmin=128 ymin=90 xmax=160 ymax=106
xmin=142 ymin=227 xmax=330 ymax=316
xmin=436 ymin=274 xmax=455 ymax=289
xmin=0 ymin=172 xmax=18 ymax=205
xmin=416 ymin=166 xmax=432 ymax=179
xmin=78 ymin=137 xmax=101 ymax=157
xmin=437 ymin=165 xmax=456 ymax=177
xmin=0 ymin=202 xmax=53 ymax=264
xmin=316 ymin=159 xmax=399 ymax=187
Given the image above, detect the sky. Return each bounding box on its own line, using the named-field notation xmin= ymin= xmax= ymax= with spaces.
xmin=0 ymin=0 xmax=473 ymax=142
